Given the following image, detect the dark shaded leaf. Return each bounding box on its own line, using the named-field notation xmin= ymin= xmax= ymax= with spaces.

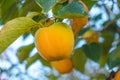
xmin=108 ymin=46 xmax=120 ymax=69
xmin=99 ymin=31 xmax=114 ymax=67
xmin=82 ymin=43 xmax=102 ymax=62
xmin=19 ymin=0 xmax=42 ymax=16
xmin=53 ymin=1 xmax=88 ymax=18
xmin=35 ymin=0 xmax=56 ymax=12
xmin=0 ymin=0 xmax=18 ymax=24
xmin=52 ymin=1 xmax=68 ymax=16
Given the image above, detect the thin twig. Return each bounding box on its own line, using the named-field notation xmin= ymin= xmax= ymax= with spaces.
xmin=99 ymin=20 xmax=115 ymax=32
xmin=102 ymin=4 xmax=111 ymax=20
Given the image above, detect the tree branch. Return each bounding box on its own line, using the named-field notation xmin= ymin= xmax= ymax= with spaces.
xmin=99 ymin=20 xmax=115 ymax=32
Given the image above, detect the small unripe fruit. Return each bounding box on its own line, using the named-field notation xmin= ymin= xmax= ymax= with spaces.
xmin=51 ymin=58 xmax=73 ymax=74
xmin=35 ymin=22 xmax=74 ymax=61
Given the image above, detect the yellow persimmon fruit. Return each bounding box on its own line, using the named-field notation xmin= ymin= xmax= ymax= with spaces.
xmin=115 ymin=71 xmax=120 ymax=80
xmin=35 ymin=22 xmax=74 ymax=61
xmin=82 ymin=30 xmax=99 ymax=44
xmin=51 ymin=58 xmax=73 ymax=74
xmin=70 ymin=0 xmax=88 ymax=35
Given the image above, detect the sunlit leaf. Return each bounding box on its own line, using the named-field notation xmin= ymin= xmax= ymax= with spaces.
xmin=108 ymin=46 xmax=120 ymax=69
xmin=26 ymin=53 xmax=51 ymax=68
xmin=35 ymin=0 xmax=56 ymax=13
xmin=72 ymin=48 xmax=86 ymax=73
xmin=26 ymin=53 xmax=39 ymax=68
xmin=99 ymin=52 xmax=108 ymax=68
xmin=17 ymin=43 xmax=35 ymax=63
xmin=0 ymin=17 xmax=37 ymax=53
xmin=82 ymin=43 xmax=102 ymax=62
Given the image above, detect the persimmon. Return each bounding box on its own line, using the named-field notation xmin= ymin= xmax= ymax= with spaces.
xmin=35 ymin=22 xmax=74 ymax=61
xmin=82 ymin=30 xmax=99 ymax=44
xmin=115 ymin=71 xmax=120 ymax=80
xmin=70 ymin=0 xmax=88 ymax=35
xmin=51 ymin=58 xmax=73 ymax=74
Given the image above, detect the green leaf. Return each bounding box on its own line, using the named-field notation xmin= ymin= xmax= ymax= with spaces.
xmin=82 ymin=43 xmax=102 ymax=62
xmin=118 ymin=0 xmax=120 ymax=7
xmin=19 ymin=0 xmax=42 ymax=16
xmin=52 ymin=2 xmax=68 ymax=17
xmin=54 ymin=1 xmax=88 ymax=18
xmin=108 ymin=46 xmax=120 ymax=69
xmin=26 ymin=12 xmax=40 ymax=18
xmin=99 ymin=31 xmax=114 ymax=67
xmin=38 ymin=55 xmax=51 ymax=67
xmin=26 ymin=53 xmax=40 ymax=69
xmin=26 ymin=53 xmax=51 ymax=68
xmin=30 ymin=27 xmax=39 ymax=36
xmin=0 ymin=0 xmax=15 ymax=17
xmin=0 ymin=17 xmax=37 ymax=53
xmin=99 ymin=52 xmax=108 ymax=67
xmin=72 ymin=48 xmax=86 ymax=73
xmin=35 ymin=0 xmax=56 ymax=13
xmin=16 ymin=43 xmax=35 ymax=63
xmin=82 ymin=0 xmax=97 ymax=10
xmin=0 ymin=0 xmax=18 ymax=23
xmin=100 ymin=31 xmax=114 ymax=52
